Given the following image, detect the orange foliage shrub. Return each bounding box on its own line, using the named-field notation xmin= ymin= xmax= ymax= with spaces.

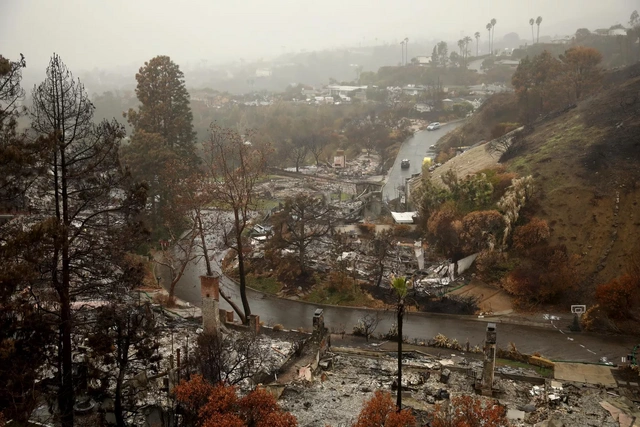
xmin=175 ymin=375 xmax=297 ymax=427
xmin=174 ymin=374 xmax=214 ymax=416
xmin=460 ymin=210 xmax=504 ymax=253
xmin=502 ymin=245 xmax=578 ymax=306
xmin=431 ymin=395 xmax=509 ymax=427
xmin=559 ymin=46 xmax=603 ymax=100
xmin=427 ymin=204 xmax=462 ymax=257
xmin=353 ymin=390 xmax=415 ymax=427
xmin=595 ymin=274 xmax=639 ymax=320
xmin=512 ymin=217 xmax=550 ymax=251
xmin=474 ymin=250 xmax=510 ymax=282
xmin=475 ymin=166 xmax=516 ymax=201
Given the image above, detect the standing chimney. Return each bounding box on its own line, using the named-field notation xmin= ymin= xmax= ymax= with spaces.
xmin=201 ymin=274 xmax=220 ymax=335
xmin=481 ymin=323 xmax=497 ymax=396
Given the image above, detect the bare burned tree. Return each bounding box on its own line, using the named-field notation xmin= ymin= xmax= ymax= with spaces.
xmin=184 ymin=175 xmax=247 ymax=323
xmin=288 ymin=136 xmax=308 ymax=172
xmin=29 ymin=54 xmax=146 ymax=427
xmin=0 ymin=54 xmax=59 ymax=424
xmin=203 ymin=123 xmax=270 ymax=324
xmin=87 ymin=300 xmax=160 ymax=427
xmin=371 ymin=228 xmax=395 ymax=287
xmin=306 ymin=132 xmax=329 ymax=166
xmin=485 ymin=126 xmax=528 ymax=159
xmin=353 ymin=313 xmax=381 ymax=341
xmin=193 ymin=332 xmax=271 ymax=386
xmin=270 ymin=194 xmax=334 ymax=275
xmin=156 ymin=222 xmax=199 ymax=302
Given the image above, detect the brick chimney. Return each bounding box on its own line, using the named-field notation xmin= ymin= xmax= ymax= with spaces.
xmin=201 ymin=274 xmax=220 ymax=335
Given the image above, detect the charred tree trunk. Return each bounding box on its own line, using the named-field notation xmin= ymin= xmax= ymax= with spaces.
xmin=396 ymin=299 xmax=405 ymax=412
xmin=60 ymin=138 xmax=75 ymax=427
xmin=114 ymin=338 xmax=129 ymax=427
xmin=235 ymin=210 xmax=251 ymax=324
xmin=376 ymin=261 xmax=384 ymax=287
xmin=59 ymin=292 xmax=74 ymax=427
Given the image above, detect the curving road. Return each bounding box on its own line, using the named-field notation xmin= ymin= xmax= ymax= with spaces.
xmin=383 ymin=122 xmax=463 ymax=201
xmin=159 ymin=123 xmax=638 ymax=363
xmin=162 ymin=254 xmax=637 ymax=363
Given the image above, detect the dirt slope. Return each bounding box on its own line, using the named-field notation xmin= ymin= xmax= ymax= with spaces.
xmin=430 ymin=143 xmax=499 ymax=188
xmin=504 ymin=64 xmax=640 ymax=291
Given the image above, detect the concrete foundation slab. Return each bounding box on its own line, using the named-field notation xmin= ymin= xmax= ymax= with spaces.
xmin=553 ymin=362 xmax=616 ymax=387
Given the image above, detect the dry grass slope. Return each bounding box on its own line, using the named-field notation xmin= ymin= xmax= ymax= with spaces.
xmin=505 ymin=63 xmax=640 ymax=291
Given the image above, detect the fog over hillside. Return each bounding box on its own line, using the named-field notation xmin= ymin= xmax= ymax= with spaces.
xmin=1 ymin=0 xmax=636 ymax=92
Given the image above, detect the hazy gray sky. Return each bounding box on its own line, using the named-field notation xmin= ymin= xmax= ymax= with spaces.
xmin=1 ymin=0 xmax=637 ymax=72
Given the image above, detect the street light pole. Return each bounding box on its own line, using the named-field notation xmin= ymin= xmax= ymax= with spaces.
xmin=404 ymin=38 xmax=409 ymax=65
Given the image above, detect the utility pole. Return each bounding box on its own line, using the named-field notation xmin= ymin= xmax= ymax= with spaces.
xmin=404 ymin=37 xmax=409 ymax=65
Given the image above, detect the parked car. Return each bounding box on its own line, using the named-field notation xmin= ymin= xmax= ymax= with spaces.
xmin=426 ymin=122 xmax=441 ymax=131
xmin=400 ymin=159 xmax=410 ymax=169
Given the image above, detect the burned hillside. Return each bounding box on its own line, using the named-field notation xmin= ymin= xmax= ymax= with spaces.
xmin=501 ymin=62 xmax=640 ymax=291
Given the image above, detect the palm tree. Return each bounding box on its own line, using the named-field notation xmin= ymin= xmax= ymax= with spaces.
xmin=457 ymin=39 xmax=465 ymax=67
xmin=491 ymin=18 xmax=497 ymax=56
xmin=474 ymin=31 xmax=481 ymax=56
xmin=536 ymin=16 xmax=543 ymax=43
xmin=391 ymin=275 xmax=409 ymax=411
xmin=486 ymin=23 xmax=492 ymax=55
xmin=464 ymin=35 xmax=473 ymax=63
xmin=529 ymin=18 xmax=535 ymax=44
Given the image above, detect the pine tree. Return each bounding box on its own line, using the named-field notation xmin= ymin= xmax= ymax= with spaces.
xmin=123 ymin=56 xmax=197 ymax=233
xmin=126 ymin=55 xmax=196 ymax=160
xmin=30 ymin=54 xmax=146 ymax=427
xmin=0 ymin=53 xmax=54 ymax=423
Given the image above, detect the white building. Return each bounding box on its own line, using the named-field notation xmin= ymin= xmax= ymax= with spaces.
xmin=255 ymin=68 xmax=272 ymax=77
xmin=327 ymin=85 xmax=367 ymax=99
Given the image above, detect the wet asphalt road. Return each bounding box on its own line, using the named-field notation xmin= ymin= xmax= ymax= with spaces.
xmin=162 ymin=255 xmax=638 ymax=363
xmin=159 ymin=124 xmax=638 ymax=363
xmin=382 ymin=122 xmax=464 ymax=201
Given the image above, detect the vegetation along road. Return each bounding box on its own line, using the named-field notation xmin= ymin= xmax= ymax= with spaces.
xmin=162 ymin=252 xmax=637 ymax=364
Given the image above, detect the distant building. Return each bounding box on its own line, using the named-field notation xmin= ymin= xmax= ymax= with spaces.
xmin=609 ymin=28 xmax=627 ymax=36
xmin=415 ymin=103 xmax=433 ymax=113
xmin=495 ymin=59 xmax=520 ymax=69
xmin=402 ymin=85 xmax=427 ymax=96
xmin=414 ymin=55 xmax=432 ymax=65
xmin=255 ymin=68 xmax=272 ymax=77
xmin=327 ymin=85 xmax=367 ymax=100
xmin=551 ymin=36 xmax=572 ymax=44
xmin=442 ymin=98 xmax=454 ymax=109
